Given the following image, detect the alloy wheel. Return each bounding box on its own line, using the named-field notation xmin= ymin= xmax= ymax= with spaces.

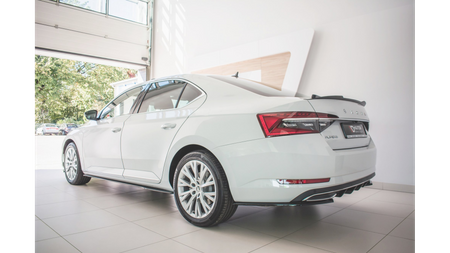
xmin=64 ymin=146 xmax=78 ymax=181
xmin=177 ymin=160 xmax=217 ymax=218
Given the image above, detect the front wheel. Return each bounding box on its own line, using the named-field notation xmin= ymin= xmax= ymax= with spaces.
xmin=64 ymin=142 xmax=91 ymax=185
xmin=173 ymin=150 xmax=236 ymax=227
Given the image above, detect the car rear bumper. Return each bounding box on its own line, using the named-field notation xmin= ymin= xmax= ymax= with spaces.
xmin=213 ymin=134 xmax=377 ymax=203
xmin=44 ymin=131 xmax=59 ymax=134
xmin=235 ymin=173 xmax=375 ymax=206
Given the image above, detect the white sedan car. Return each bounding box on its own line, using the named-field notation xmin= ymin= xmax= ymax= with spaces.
xmin=61 ymin=74 xmax=376 ymax=227
xmin=36 ymin=123 xmax=59 ymax=135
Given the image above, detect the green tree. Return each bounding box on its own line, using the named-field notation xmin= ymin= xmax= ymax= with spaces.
xmin=35 ymin=55 xmax=136 ymax=124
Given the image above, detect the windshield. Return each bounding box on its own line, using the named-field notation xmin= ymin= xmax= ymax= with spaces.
xmin=45 ymin=124 xmax=56 ymax=127
xmin=208 ymin=75 xmax=292 ymax=97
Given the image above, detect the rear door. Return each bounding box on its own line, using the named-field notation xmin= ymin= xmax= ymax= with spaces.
xmin=121 ymin=80 xmax=205 ymax=183
xmin=307 ymin=98 xmax=371 ymax=150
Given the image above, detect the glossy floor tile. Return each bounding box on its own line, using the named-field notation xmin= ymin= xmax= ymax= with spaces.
xmin=35 ymin=170 xmax=415 ymax=253
xmin=285 ymin=221 xmax=385 ymax=253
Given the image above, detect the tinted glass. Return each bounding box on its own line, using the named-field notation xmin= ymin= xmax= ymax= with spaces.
xmin=209 ymin=75 xmax=291 ymax=97
xmin=177 ymin=84 xmax=203 ymax=108
xmin=129 ymin=82 xmax=152 ymax=114
xmin=138 ymin=81 xmax=185 ymax=113
xmin=100 ymin=85 xmax=144 ymax=119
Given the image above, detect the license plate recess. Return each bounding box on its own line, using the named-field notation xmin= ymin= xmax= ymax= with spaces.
xmin=341 ymin=122 xmax=367 ymax=139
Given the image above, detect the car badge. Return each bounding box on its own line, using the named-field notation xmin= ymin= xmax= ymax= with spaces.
xmin=343 ymin=109 xmax=347 ymax=113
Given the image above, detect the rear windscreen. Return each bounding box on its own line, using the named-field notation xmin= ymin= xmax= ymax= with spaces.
xmin=208 ymin=75 xmax=292 ymax=97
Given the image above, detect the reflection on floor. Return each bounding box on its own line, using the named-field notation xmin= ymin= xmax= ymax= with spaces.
xmin=35 ymin=170 xmax=415 ymax=253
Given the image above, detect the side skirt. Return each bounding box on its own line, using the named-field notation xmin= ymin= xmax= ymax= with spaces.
xmin=85 ymin=174 xmax=174 ymax=194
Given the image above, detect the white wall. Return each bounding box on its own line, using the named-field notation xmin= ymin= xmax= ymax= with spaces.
xmin=151 ymin=0 xmax=415 ymax=186
xmin=189 ymin=29 xmax=315 ymax=96
xmin=298 ymin=5 xmax=414 ymax=186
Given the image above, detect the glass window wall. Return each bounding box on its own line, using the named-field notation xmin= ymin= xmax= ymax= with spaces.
xmin=54 ymin=0 xmax=149 ymax=25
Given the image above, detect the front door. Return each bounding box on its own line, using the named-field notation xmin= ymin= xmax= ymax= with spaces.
xmin=82 ymin=84 xmax=145 ymax=178
xmin=82 ymin=115 xmax=130 ymax=177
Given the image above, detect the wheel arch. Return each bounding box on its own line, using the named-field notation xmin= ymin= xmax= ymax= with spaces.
xmin=61 ymin=138 xmax=82 ymax=170
xmin=62 ymin=138 xmax=75 ymax=153
xmin=62 ymin=138 xmax=73 ymax=166
xmin=168 ymin=144 xmax=222 ymax=189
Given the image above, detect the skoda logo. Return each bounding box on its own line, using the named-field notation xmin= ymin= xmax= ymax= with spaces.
xmin=343 ymin=108 xmax=366 ymax=116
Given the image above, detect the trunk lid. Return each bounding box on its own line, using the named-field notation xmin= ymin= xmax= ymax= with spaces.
xmin=307 ymin=98 xmax=371 ymax=150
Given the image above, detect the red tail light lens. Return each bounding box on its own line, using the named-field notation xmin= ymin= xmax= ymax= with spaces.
xmin=277 ymin=178 xmax=330 ymax=184
xmin=257 ymin=112 xmax=338 ymax=137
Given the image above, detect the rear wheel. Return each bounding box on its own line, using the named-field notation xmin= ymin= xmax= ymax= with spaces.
xmin=64 ymin=142 xmax=91 ymax=185
xmin=173 ymin=150 xmax=236 ymax=227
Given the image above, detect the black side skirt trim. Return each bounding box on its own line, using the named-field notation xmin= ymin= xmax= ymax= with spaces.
xmin=85 ymin=174 xmax=174 ymax=194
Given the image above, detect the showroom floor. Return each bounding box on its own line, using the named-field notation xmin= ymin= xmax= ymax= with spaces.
xmin=35 ymin=170 xmax=415 ymax=253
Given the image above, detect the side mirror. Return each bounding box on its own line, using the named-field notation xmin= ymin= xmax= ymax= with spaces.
xmin=84 ymin=110 xmax=98 ymax=120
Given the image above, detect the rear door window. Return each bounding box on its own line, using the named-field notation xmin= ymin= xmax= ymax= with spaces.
xmin=176 ymin=84 xmax=203 ymax=108
xmin=138 ymin=80 xmax=185 ymax=113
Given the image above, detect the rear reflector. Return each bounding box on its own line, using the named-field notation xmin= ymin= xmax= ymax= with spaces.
xmin=257 ymin=112 xmax=338 ymax=137
xmin=277 ymin=178 xmax=330 ymax=185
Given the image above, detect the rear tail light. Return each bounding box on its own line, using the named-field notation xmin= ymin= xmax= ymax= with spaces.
xmin=277 ymin=178 xmax=330 ymax=185
xmin=257 ymin=112 xmax=338 ymax=137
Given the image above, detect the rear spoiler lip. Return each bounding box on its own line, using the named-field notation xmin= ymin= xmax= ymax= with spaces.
xmin=310 ymin=94 xmax=366 ymax=107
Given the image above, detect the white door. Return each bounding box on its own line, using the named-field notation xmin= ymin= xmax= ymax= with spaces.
xmin=82 ymin=85 xmax=145 ymax=178
xmin=82 ymin=115 xmax=129 ymax=177
xmin=121 ymin=80 xmax=205 ymax=182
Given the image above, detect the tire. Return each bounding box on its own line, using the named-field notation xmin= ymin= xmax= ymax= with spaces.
xmin=173 ymin=150 xmax=236 ymax=227
xmin=63 ymin=142 xmax=91 ymax=185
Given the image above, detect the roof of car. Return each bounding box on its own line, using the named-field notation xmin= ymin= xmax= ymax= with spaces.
xmin=117 ymin=73 xmax=293 ymax=101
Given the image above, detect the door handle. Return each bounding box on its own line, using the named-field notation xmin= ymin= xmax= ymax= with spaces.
xmin=161 ymin=123 xmax=176 ymax=130
xmin=111 ymin=127 xmax=122 ymax=133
